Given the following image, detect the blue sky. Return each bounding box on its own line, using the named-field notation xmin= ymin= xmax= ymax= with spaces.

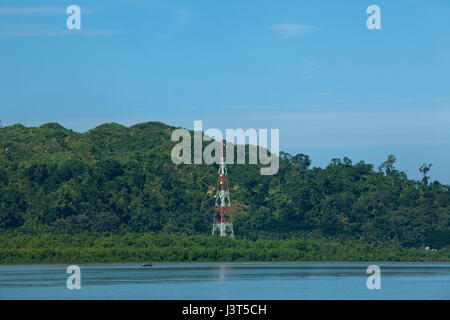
xmin=1 ymin=0 xmax=449 ymax=183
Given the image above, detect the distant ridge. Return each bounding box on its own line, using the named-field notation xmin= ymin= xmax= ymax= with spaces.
xmin=0 ymin=121 xmax=448 ymax=250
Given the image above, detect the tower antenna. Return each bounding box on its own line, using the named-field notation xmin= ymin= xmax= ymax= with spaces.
xmin=212 ymin=140 xmax=234 ymax=237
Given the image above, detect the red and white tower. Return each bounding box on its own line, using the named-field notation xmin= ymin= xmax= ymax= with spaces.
xmin=212 ymin=141 xmax=234 ymax=237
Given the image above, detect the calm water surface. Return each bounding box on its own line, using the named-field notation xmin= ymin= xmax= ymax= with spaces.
xmin=0 ymin=263 xmax=449 ymax=299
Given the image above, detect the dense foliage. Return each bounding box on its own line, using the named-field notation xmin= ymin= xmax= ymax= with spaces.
xmin=0 ymin=121 xmax=449 ymax=262
xmin=0 ymin=233 xmax=448 ymax=264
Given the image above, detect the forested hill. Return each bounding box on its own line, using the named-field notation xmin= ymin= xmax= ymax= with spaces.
xmin=0 ymin=121 xmax=449 ymax=250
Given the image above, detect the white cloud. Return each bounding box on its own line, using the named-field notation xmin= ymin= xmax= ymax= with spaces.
xmin=0 ymin=6 xmax=64 ymax=14
xmin=0 ymin=24 xmax=125 ymax=37
xmin=0 ymin=6 xmax=93 ymax=15
xmin=432 ymin=97 xmax=450 ymax=102
xmin=299 ymin=59 xmax=319 ymax=74
xmin=223 ymin=105 xmax=258 ymax=110
xmin=172 ymin=9 xmax=194 ymax=26
xmin=270 ymin=24 xmax=318 ymax=38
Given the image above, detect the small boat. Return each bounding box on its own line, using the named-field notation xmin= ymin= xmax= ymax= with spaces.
xmin=142 ymin=263 xmax=153 ymax=267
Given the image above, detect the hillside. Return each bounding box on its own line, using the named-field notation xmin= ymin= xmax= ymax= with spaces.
xmin=0 ymin=121 xmax=449 ymax=250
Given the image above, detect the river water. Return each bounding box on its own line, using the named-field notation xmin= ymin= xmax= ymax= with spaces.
xmin=0 ymin=263 xmax=448 ymax=299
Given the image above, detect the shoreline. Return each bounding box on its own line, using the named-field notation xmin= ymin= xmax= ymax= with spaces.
xmin=2 ymin=233 xmax=448 ymax=265
xmin=1 ymin=261 xmax=450 ymax=267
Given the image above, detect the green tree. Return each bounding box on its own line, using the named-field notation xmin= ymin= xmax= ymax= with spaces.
xmin=419 ymin=163 xmax=432 ymax=185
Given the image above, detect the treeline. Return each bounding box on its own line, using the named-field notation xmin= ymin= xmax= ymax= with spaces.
xmin=0 ymin=233 xmax=448 ymax=264
xmin=0 ymin=122 xmax=449 ymax=251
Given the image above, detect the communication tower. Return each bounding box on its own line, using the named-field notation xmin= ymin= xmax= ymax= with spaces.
xmin=212 ymin=141 xmax=234 ymax=237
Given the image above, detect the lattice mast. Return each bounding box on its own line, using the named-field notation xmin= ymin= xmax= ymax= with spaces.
xmin=212 ymin=140 xmax=234 ymax=237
